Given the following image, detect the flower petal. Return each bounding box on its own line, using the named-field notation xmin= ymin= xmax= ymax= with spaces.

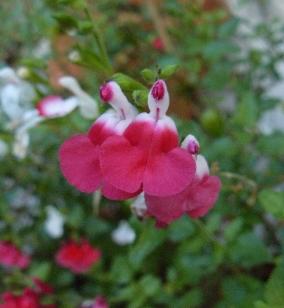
xmin=144 ymin=147 xmax=196 ymax=196
xmin=102 ymin=181 xmax=141 ymax=200
xmin=59 ymin=135 xmax=101 ymax=193
xmin=187 ymin=175 xmax=221 ymax=218
xmin=100 ymin=135 xmax=147 ymax=193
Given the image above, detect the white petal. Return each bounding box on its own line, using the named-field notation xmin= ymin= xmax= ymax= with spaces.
xmin=131 ymin=193 xmax=147 ymax=218
xmin=44 ymin=206 xmax=65 ymax=238
xmin=0 ymin=84 xmax=22 ymax=120
xmin=37 ymin=96 xmax=78 ymax=118
xmin=195 ymin=154 xmax=210 ymax=180
xmin=0 ymin=67 xmax=19 ymax=83
xmin=59 ymin=76 xmax=98 ymax=119
xmin=112 ymin=221 xmax=136 ymax=245
xmin=12 ymin=130 xmax=30 ymax=159
xmin=257 ymin=105 xmax=284 ymax=135
xmin=33 ymin=39 xmax=51 ymax=58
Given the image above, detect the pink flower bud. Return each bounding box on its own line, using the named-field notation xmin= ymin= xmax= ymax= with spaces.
xmin=100 ymin=83 xmax=113 ymax=102
xmin=151 ymin=80 xmax=165 ymax=100
xmin=187 ymin=139 xmax=200 ymax=155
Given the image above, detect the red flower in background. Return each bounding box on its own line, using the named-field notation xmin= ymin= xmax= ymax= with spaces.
xmin=32 ymin=278 xmax=54 ymax=295
xmin=56 ymin=240 xmax=101 ymax=274
xmin=152 ymin=37 xmax=165 ymax=52
xmin=0 ymin=288 xmax=55 ymax=308
xmin=0 ymin=241 xmax=30 ymax=269
xmin=92 ymin=296 xmax=109 ymax=308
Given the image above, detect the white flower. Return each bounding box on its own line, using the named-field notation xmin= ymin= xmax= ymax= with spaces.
xmin=33 ymin=39 xmax=51 ymax=58
xmin=131 ymin=193 xmax=147 ymax=218
xmin=257 ymin=105 xmax=284 ymax=135
xmin=12 ymin=130 xmax=30 ymax=159
xmin=111 ymin=221 xmax=136 ymax=245
xmin=37 ymin=95 xmax=79 ymax=118
xmin=59 ymin=75 xmax=98 ymax=119
xmin=68 ymin=50 xmax=81 ymax=62
xmin=0 ymin=67 xmax=36 ymax=126
xmin=0 ymin=139 xmax=8 ymax=159
xmin=44 ymin=206 xmax=65 ymax=238
xmin=16 ymin=67 xmax=30 ymax=79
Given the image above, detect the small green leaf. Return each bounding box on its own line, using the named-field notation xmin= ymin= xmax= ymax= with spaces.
xmin=259 ymin=190 xmax=284 ymax=219
xmin=132 ymin=90 xmax=148 ymax=107
xmin=160 ymin=64 xmax=180 ymax=79
xmin=229 ymin=232 xmax=272 ymax=268
xmin=264 ymin=259 xmax=284 ymax=306
xmin=140 ymin=68 xmax=156 ymax=83
xmin=112 ymin=73 xmax=147 ymax=92
xmin=233 ymin=92 xmax=258 ymax=128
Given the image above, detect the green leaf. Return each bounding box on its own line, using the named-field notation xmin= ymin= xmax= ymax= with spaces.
xmin=132 ymin=90 xmax=148 ymax=107
xmin=224 ymin=218 xmax=243 ymax=242
xmin=140 ymin=68 xmax=156 ymax=83
xmin=128 ymin=223 xmax=166 ymax=269
xmin=264 ymin=259 xmax=284 ymax=307
xmin=233 ymin=92 xmax=258 ymax=128
xmin=160 ymin=64 xmax=180 ymax=79
xmin=259 ymin=190 xmax=284 ymax=219
xmin=53 ymin=12 xmax=77 ymax=29
xmin=229 ymin=232 xmax=272 ymax=268
xmin=112 ymin=73 xmax=147 ymax=92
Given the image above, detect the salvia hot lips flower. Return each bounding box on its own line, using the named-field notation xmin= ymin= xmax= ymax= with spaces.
xmin=59 ymin=81 xmax=139 ymax=199
xmin=145 ymin=134 xmax=221 ymax=226
xmin=59 ymin=78 xmax=220 ymax=226
xmin=100 ymin=79 xmax=196 ymax=197
xmin=55 ymin=239 xmax=101 ymax=274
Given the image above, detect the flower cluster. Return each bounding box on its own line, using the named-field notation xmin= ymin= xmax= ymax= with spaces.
xmin=55 ymin=239 xmax=101 ymax=274
xmin=0 ymin=279 xmax=54 ymax=308
xmin=0 ymin=241 xmax=30 ymax=269
xmin=59 ymin=79 xmax=221 ymax=226
xmin=0 ymin=67 xmax=98 ymax=159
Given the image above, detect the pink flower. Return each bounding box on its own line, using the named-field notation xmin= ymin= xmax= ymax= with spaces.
xmin=0 ymin=289 xmax=39 ymax=308
xmin=100 ymin=80 xmax=196 ymax=197
xmin=37 ymin=95 xmax=78 ymax=118
xmin=152 ymin=37 xmax=165 ymax=52
xmin=55 ymin=239 xmax=101 ymax=274
xmin=92 ymin=296 xmax=108 ymax=308
xmin=32 ymin=278 xmax=54 ymax=295
xmin=0 ymin=241 xmax=30 ymax=269
xmin=145 ymin=135 xmax=221 ymax=226
xmin=59 ymin=81 xmax=139 ymax=200
xmin=0 ymin=287 xmax=55 ymax=308
xmin=81 ymin=296 xmax=109 ymax=308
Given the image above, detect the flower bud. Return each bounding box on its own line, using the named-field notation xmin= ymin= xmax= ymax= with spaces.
xmin=151 ymin=80 xmax=165 ymax=100
xmin=100 ymin=83 xmax=113 ymax=102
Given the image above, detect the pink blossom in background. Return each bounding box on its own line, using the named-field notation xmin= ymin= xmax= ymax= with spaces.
xmin=0 ymin=241 xmax=30 ymax=269
xmin=152 ymin=37 xmax=165 ymax=52
xmin=92 ymin=296 xmax=109 ymax=308
xmin=32 ymin=277 xmax=54 ymax=295
xmin=55 ymin=239 xmax=101 ymax=274
xmin=0 ymin=287 xmax=55 ymax=308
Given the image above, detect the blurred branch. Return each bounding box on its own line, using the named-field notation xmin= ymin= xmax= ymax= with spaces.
xmin=145 ymin=0 xmax=174 ymax=53
xmin=84 ymin=1 xmax=113 ymax=75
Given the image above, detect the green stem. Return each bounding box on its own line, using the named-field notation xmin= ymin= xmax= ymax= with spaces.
xmin=83 ymin=3 xmax=113 ymax=75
